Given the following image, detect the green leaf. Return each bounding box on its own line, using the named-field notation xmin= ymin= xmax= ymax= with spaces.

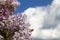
xmin=5 ymin=30 xmax=10 ymax=38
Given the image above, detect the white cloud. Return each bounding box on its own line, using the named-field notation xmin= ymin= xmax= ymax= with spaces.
xmin=22 ymin=0 xmax=60 ymax=39
xmin=22 ymin=7 xmax=47 ymax=38
xmin=52 ymin=0 xmax=60 ymax=5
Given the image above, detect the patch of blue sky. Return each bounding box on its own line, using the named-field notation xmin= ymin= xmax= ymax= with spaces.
xmin=14 ymin=0 xmax=53 ymax=14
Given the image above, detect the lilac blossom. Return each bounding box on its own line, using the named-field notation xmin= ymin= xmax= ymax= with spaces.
xmin=0 ymin=0 xmax=33 ymax=40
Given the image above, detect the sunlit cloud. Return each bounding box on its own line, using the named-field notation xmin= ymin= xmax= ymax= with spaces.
xmin=22 ymin=0 xmax=60 ymax=40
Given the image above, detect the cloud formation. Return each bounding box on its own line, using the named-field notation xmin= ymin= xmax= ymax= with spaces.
xmin=22 ymin=0 xmax=60 ymax=39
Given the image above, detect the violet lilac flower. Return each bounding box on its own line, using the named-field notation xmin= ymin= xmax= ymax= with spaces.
xmin=0 ymin=0 xmax=33 ymax=40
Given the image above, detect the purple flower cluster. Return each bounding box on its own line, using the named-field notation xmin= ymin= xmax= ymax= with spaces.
xmin=0 ymin=0 xmax=19 ymax=20
xmin=0 ymin=0 xmax=33 ymax=40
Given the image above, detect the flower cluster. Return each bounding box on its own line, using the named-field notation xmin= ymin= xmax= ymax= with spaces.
xmin=0 ymin=0 xmax=20 ymax=20
xmin=0 ymin=0 xmax=33 ymax=40
xmin=0 ymin=14 xmax=33 ymax=40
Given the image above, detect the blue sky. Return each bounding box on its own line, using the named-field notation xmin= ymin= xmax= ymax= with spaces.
xmin=14 ymin=0 xmax=53 ymax=14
